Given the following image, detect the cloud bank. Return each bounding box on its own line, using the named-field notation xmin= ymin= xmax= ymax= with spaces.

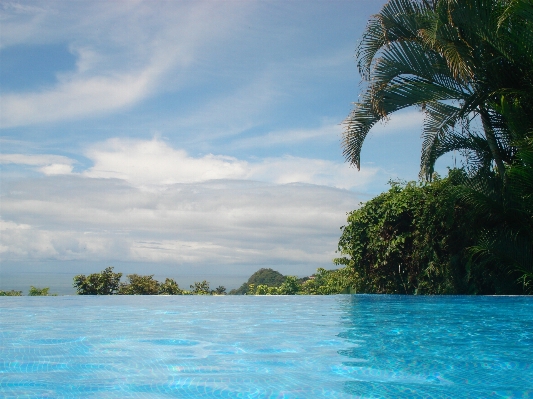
xmin=1 ymin=138 xmax=365 ymax=276
xmin=81 ymin=138 xmax=376 ymax=190
xmin=1 ymin=177 xmax=359 ymax=274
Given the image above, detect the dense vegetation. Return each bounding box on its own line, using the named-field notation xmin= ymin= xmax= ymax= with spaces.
xmin=229 ymin=268 xmax=286 ymax=294
xmin=335 ymin=171 xmax=531 ymax=294
xmin=73 ymin=267 xmax=227 ymax=295
xmin=0 ymin=290 xmax=23 ymax=296
xmin=229 ymin=267 xmax=355 ymax=295
xmin=69 ymin=267 xmax=352 ymax=296
xmin=338 ymin=0 xmax=533 ymax=294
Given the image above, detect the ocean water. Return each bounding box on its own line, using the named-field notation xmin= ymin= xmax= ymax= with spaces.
xmin=0 ymin=295 xmax=532 ymax=398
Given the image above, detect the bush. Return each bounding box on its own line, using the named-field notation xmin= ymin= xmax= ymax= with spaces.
xmin=159 ymin=278 xmax=184 ymax=295
xmin=119 ymin=274 xmax=160 ymax=295
xmin=28 ymin=286 xmax=55 ymax=296
xmin=0 ymin=290 xmax=23 ymax=296
xmin=73 ymin=267 xmax=122 ymax=295
xmin=335 ymin=173 xmax=480 ymax=294
xmin=190 ymin=281 xmax=210 ymax=295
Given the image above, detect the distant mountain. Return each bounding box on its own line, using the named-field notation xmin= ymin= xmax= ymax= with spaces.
xmin=229 ymin=268 xmax=285 ymax=295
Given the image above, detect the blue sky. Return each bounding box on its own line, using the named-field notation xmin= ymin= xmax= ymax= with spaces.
xmin=0 ymin=1 xmax=454 ymax=291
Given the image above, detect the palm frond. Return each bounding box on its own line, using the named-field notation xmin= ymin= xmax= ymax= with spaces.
xmin=357 ymin=0 xmax=432 ymax=79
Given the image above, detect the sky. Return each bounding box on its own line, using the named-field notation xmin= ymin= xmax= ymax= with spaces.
xmin=0 ymin=0 xmax=455 ymax=293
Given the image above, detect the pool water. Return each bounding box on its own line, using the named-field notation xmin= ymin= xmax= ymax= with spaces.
xmin=0 ymin=295 xmax=532 ymax=398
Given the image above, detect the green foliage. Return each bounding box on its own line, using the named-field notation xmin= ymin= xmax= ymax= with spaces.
xmin=344 ymin=0 xmax=533 ymax=179
xmin=336 ymin=170 xmax=531 ymax=294
xmin=190 ymin=280 xmax=211 ymax=295
xmin=246 ymin=284 xmax=280 ymax=295
xmin=71 ymin=268 xmax=227 ymax=296
xmin=246 ymin=276 xmax=301 ymax=295
xmin=211 ymin=286 xmax=227 ymax=295
xmin=229 ymin=268 xmax=285 ymax=295
xmin=245 ymin=283 xmax=256 ymax=295
xmin=248 ymin=268 xmax=286 ymax=286
xmin=452 ymin=140 xmax=533 ymax=293
xmin=242 ymin=271 xmax=354 ymax=296
xmin=278 ymin=276 xmax=300 ymax=295
xmin=73 ymin=267 xmax=122 ymax=295
xmin=337 ymin=0 xmax=533 ymax=295
xmin=28 ymin=286 xmax=55 ymax=296
xmin=119 ymin=274 xmax=160 ymax=295
xmin=300 ymin=268 xmax=353 ymax=295
xmin=336 ymin=173 xmax=485 ymax=294
xmin=159 ymin=278 xmax=184 ymax=295
xmin=0 ymin=290 xmax=23 ymax=296
xmin=254 ymin=284 xmax=270 ymax=295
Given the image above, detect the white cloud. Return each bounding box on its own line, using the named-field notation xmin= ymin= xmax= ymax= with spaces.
xmin=0 ymin=153 xmax=74 ymax=166
xmin=2 ymin=138 xmax=377 ymax=189
xmin=0 ymin=218 xmax=127 ymax=260
xmin=81 ymin=137 xmax=376 ymax=190
xmin=0 ymin=177 xmax=360 ymax=275
xmin=248 ymin=156 xmax=375 ymax=190
xmin=0 ymin=136 xmax=367 ymax=274
xmin=0 ymin=153 xmax=74 ymax=175
xmin=83 ymin=138 xmax=249 ymax=185
xmin=232 ymin=122 xmax=341 ymax=150
xmin=0 ymin=1 xmax=255 ymax=127
xmin=0 ymin=67 xmax=161 ymax=127
xmin=39 ymin=163 xmax=73 ymax=175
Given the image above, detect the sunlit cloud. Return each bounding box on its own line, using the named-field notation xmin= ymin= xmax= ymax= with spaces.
xmin=83 ymin=138 xmax=249 ymax=185
xmin=80 ymin=138 xmax=376 ymax=190
xmin=1 ymin=71 xmax=154 ymax=127
xmin=0 ymin=136 xmax=365 ymax=271
xmin=248 ymin=156 xmax=375 ymax=190
xmin=2 ymin=138 xmax=377 ymax=189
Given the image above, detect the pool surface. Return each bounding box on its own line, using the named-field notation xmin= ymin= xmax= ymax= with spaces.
xmin=1 ymin=295 xmax=532 ymax=398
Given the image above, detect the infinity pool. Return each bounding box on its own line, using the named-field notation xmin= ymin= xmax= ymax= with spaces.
xmin=1 ymin=295 xmax=532 ymax=398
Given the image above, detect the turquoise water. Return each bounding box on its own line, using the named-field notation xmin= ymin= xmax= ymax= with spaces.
xmin=0 ymin=295 xmax=532 ymax=398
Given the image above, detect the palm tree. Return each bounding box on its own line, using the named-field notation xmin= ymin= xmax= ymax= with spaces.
xmin=343 ymin=0 xmax=533 ymax=292
xmin=343 ymin=0 xmax=533 ymax=180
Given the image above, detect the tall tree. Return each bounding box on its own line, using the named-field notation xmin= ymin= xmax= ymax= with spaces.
xmin=343 ymin=0 xmax=533 ymax=179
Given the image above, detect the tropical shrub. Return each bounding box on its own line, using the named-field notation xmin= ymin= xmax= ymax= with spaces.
xmin=159 ymin=278 xmax=185 ymax=295
xmin=28 ymin=286 xmax=54 ymax=296
xmin=0 ymin=290 xmax=23 ymax=296
xmin=336 ymin=171 xmax=531 ymax=294
xmin=73 ymin=267 xmax=122 ymax=295
xmin=189 ymin=280 xmax=211 ymax=295
xmin=119 ymin=274 xmax=160 ymax=295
